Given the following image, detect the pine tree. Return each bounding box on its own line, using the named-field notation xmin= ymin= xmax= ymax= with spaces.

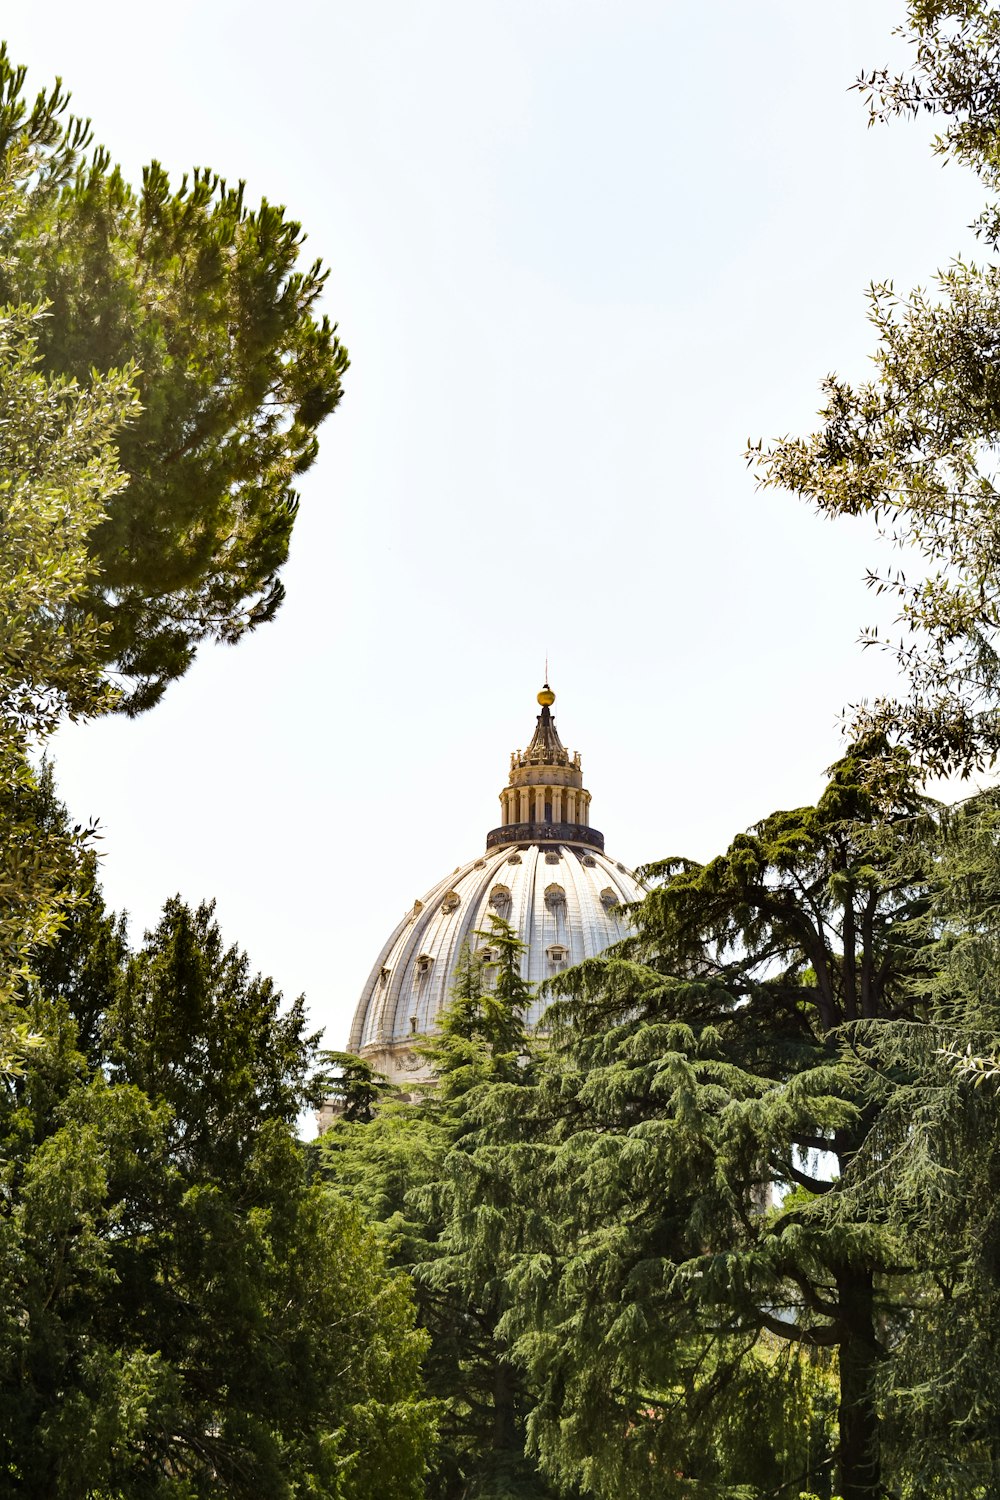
xmin=836 ymin=786 xmax=1000 ymax=1494
xmin=0 ymin=47 xmax=348 ymax=712
xmin=444 ymin=744 xmax=939 ymax=1500
xmin=318 ymin=917 xmax=562 ymax=1499
xmin=0 ymin=837 xmax=436 ymax=1498
xmin=0 ymin=115 xmax=137 ymax=1042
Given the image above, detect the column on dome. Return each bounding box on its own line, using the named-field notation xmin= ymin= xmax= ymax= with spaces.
xmin=485 ymin=683 xmax=605 ymax=853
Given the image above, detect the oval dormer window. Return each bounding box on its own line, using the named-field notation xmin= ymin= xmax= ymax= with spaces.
xmin=440 ymin=890 xmax=460 ymax=915
xmin=600 ymin=887 xmax=620 ymax=911
xmin=545 ymin=883 xmax=566 ymax=909
xmin=489 ymin=884 xmax=512 ymax=917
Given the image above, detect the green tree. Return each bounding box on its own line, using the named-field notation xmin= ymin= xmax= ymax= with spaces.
xmin=446 ymin=747 xmax=939 ymax=1500
xmin=752 ymin=2 xmax=1000 ymax=773
xmin=319 ymin=1050 xmax=395 ymax=1124
xmin=0 ymin=47 xmax=348 ymax=712
xmin=0 ymin=117 xmax=137 ymax=1037
xmin=319 ymin=918 xmax=561 ymax=1499
xmin=833 ymin=786 xmax=1000 ymax=1495
xmin=0 ymin=862 xmax=435 ymax=1498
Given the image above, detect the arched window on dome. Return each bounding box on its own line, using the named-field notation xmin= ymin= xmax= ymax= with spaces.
xmin=545 ymin=883 xmax=566 ymax=910
xmin=440 ymin=890 xmax=460 ymax=915
xmin=600 ymin=887 xmax=620 ymax=912
xmin=489 ymin=884 xmax=512 ymax=918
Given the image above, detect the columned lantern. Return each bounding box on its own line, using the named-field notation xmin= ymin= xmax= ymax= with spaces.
xmin=488 ymin=683 xmax=600 ymax=852
xmin=346 ymin=685 xmax=643 ymax=1085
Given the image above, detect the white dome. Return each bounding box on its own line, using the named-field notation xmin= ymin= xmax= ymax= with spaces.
xmin=348 ymin=840 xmax=642 ymax=1060
xmin=345 ymin=685 xmax=643 ymax=1085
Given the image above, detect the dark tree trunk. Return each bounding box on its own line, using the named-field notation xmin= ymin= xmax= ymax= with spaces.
xmin=836 ymin=1269 xmax=882 ymax=1500
xmin=492 ymin=1356 xmax=519 ymax=1453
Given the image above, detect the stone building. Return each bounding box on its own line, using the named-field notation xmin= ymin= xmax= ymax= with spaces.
xmin=346 ymin=684 xmax=644 ymax=1086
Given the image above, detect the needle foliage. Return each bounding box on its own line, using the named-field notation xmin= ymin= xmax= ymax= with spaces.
xmin=318 ymin=918 xmax=561 ymax=1500
xmin=438 ymin=746 xmax=938 ymax=1500
xmin=0 ymin=782 xmax=435 ymax=1499
xmin=0 ymin=46 xmax=348 ymax=713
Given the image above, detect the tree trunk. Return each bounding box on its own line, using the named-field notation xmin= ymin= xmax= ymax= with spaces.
xmin=836 ymin=1269 xmax=882 ymax=1500
xmin=492 ymin=1355 xmax=519 ymax=1453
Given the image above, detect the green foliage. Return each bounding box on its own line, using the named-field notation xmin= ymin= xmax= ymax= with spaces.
xmin=437 ymin=747 xmax=940 ymax=1500
xmin=320 ymin=1051 xmax=395 ymax=1124
xmin=838 ymin=788 xmax=1000 ymax=1495
xmin=0 ymin=125 xmax=137 ymax=1023
xmin=752 ymin=3 xmax=1000 ymax=773
xmin=318 ymin=919 xmax=559 ymax=1500
xmin=0 ymin=837 xmax=434 ymax=1498
xmin=424 ymin=918 xmax=534 ymax=1097
xmin=0 ymin=44 xmax=348 ymax=712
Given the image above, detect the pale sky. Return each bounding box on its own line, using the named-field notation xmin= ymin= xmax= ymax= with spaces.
xmin=0 ymin=2 xmax=986 ymax=1053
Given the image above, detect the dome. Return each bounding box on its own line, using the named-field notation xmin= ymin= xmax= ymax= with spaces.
xmin=346 ymin=686 xmax=644 ymax=1084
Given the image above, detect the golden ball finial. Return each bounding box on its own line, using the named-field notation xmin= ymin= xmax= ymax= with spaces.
xmin=537 ymin=683 xmax=555 ymax=707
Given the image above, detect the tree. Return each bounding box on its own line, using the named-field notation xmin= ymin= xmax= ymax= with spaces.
xmin=318 ymin=919 xmax=562 ymax=1499
xmin=835 ymin=786 xmax=1000 ymax=1495
xmin=0 ymin=299 xmax=133 ymax=1006
xmin=0 ymin=861 xmax=436 ymax=1498
xmin=752 ymin=2 xmax=1000 ymax=773
xmin=0 ymin=108 xmax=138 ymax=1035
xmin=446 ymin=746 xmax=940 ymax=1500
xmin=0 ymin=47 xmax=348 ymax=712
xmin=319 ymin=1050 xmax=395 ymax=1124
